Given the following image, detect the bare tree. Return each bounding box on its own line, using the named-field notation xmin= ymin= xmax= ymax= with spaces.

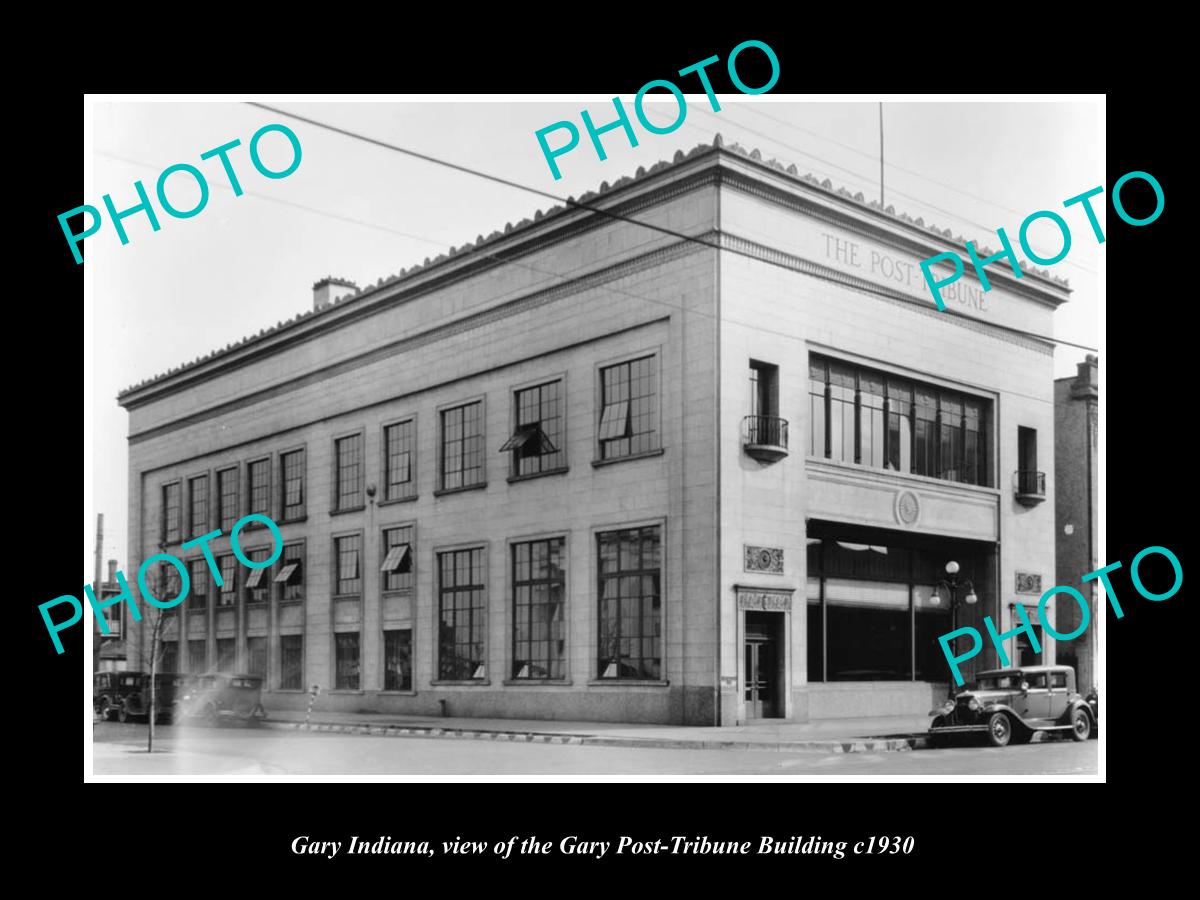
xmin=125 ymin=557 xmax=179 ymax=754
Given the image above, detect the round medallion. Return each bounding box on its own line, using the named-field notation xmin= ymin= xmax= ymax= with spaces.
xmin=895 ymin=490 xmax=921 ymax=526
xmin=758 ymin=549 xmax=774 ymax=569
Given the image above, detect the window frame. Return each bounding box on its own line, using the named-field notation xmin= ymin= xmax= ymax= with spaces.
xmin=186 ymin=471 xmax=211 ymax=541
xmin=242 ymin=545 xmax=273 ymax=605
xmin=333 ymin=631 xmax=362 ymax=691
xmin=332 ymin=531 xmax=364 ymax=600
xmin=275 ymin=540 xmax=306 ymax=606
xmin=505 ymin=374 xmax=568 ymax=481
xmin=436 ymin=396 xmax=488 ymax=495
xmin=278 ymin=445 xmax=307 ymax=522
xmin=216 ymin=553 xmax=238 ymax=607
xmin=591 ymin=518 xmax=667 ymax=684
xmin=594 ymin=349 xmax=663 ymax=464
xmin=161 ymin=480 xmax=183 ymax=546
xmin=187 ymin=556 xmax=210 ymax=613
xmin=382 ymin=628 xmax=414 ymax=692
xmin=245 ymin=454 xmax=273 ymax=522
xmin=278 ymin=633 xmax=304 ymax=691
xmin=331 ymin=428 xmax=367 ymax=514
xmin=433 ymin=542 xmax=489 ymax=684
xmin=216 ymin=465 xmax=240 ymax=532
xmin=380 ymin=415 xmax=418 ymax=503
xmin=380 ymin=521 xmax=417 ymax=594
xmin=506 ymin=533 xmax=569 ymax=683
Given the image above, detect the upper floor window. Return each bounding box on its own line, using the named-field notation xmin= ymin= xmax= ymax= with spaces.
xmin=217 ymin=467 xmax=239 ymax=531
xmin=187 ymin=475 xmax=208 ymax=539
xmin=275 ymin=541 xmax=305 ymax=604
xmin=502 ymin=380 xmax=564 ymax=477
xmin=808 ymin=354 xmax=992 ymax=488
xmin=440 ymin=401 xmax=485 ymax=491
xmin=334 ymin=434 xmax=364 ymax=511
xmin=188 ymin=558 xmax=209 ymax=611
xmin=247 ymin=458 xmax=271 ymax=519
xmin=280 ymin=449 xmax=305 ymax=520
xmin=217 ymin=554 xmax=237 ymax=607
xmin=598 ymin=356 xmax=657 ymax=460
xmin=749 ymin=360 xmax=779 ymax=418
xmin=381 ymin=525 xmax=414 ymax=592
xmin=162 ymin=482 xmax=182 ymax=544
xmin=334 ymin=534 xmax=362 ymax=597
xmin=244 ymin=547 xmax=271 ymax=604
xmin=384 ymin=420 xmax=416 ymax=501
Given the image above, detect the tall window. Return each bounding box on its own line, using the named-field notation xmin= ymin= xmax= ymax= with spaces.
xmin=162 ymin=483 xmax=182 ymax=544
xmin=188 ymin=558 xmax=209 ymax=612
xmin=381 ymin=525 xmax=414 ymax=592
xmin=217 ymin=554 xmax=237 ymax=607
xmin=383 ymin=420 xmax=416 ymax=500
xmin=597 ymin=526 xmax=661 ymax=680
xmin=275 ymin=542 xmax=305 ymax=604
xmin=280 ymin=449 xmax=305 ymax=520
xmin=247 ymin=636 xmax=267 ymax=677
xmin=280 ymin=635 xmax=303 ymax=689
xmin=808 ymin=353 xmax=992 ymax=488
xmin=334 ymin=434 xmax=364 ymax=510
xmin=749 ymin=360 xmax=779 ymax=418
xmin=512 ymin=538 xmax=566 ymax=679
xmin=217 ymin=638 xmax=236 ymax=673
xmin=247 ymin=458 xmax=270 ymax=518
xmin=161 ymin=641 xmax=179 ymax=673
xmin=437 ymin=548 xmax=486 ymax=680
xmin=440 ymin=402 xmax=484 ymax=490
xmin=188 ymin=639 xmax=207 ymax=673
xmin=384 ymin=629 xmax=412 ymax=691
xmin=335 ymin=633 xmax=360 ymax=689
xmin=598 ymin=356 xmax=657 ymax=460
xmin=334 ymin=535 xmax=362 ymax=596
xmin=1017 ymin=426 xmax=1039 ymax=494
xmin=159 ymin=562 xmax=183 ymax=606
xmin=503 ymin=381 xmax=565 ymax=476
xmin=217 ymin=467 xmax=239 ymax=531
xmin=244 ymin=548 xmax=271 ymax=604
xmin=188 ymin=475 xmax=208 ymax=538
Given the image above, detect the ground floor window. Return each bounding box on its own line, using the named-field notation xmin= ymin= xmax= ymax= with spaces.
xmin=335 ymin=632 xmax=360 ymax=689
xmin=188 ymin=639 xmax=207 ymax=673
xmin=597 ymin=525 xmax=662 ymax=680
xmin=247 ymin=636 xmax=267 ymax=678
xmin=280 ymin=635 xmax=303 ymax=690
xmin=384 ymin=629 xmax=412 ymax=691
xmin=216 ymin=638 xmax=236 ymax=672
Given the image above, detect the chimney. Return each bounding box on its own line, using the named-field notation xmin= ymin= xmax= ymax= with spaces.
xmin=107 ymin=559 xmax=118 ymax=584
xmin=312 ymin=276 xmax=358 ymax=311
xmin=1071 ymin=353 xmax=1098 ymax=400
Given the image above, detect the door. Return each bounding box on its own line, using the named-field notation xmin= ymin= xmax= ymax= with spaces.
xmin=744 ymin=639 xmax=777 ymax=718
xmin=1015 ymin=671 xmax=1051 ymax=722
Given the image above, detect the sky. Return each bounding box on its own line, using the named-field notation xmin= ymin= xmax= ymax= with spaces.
xmin=85 ymin=96 xmax=1103 ymax=579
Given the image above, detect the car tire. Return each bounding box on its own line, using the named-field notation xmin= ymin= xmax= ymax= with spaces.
xmin=986 ymin=712 xmax=1013 ymax=748
xmin=1071 ymin=707 xmax=1092 ymax=742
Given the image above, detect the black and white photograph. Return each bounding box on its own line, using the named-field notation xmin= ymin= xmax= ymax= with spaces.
xmin=78 ymin=91 xmax=1107 ymax=782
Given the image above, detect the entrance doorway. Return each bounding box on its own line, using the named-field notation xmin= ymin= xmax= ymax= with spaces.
xmin=744 ymin=612 xmax=783 ymax=719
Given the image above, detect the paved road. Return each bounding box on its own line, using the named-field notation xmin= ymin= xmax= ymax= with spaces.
xmin=92 ymin=722 xmax=1099 ymax=776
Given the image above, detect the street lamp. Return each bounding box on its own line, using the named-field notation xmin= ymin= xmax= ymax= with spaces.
xmin=930 ymin=560 xmax=977 ymax=635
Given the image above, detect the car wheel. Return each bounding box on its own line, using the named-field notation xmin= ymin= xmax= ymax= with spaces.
xmin=986 ymin=712 xmax=1012 ymax=748
xmin=1071 ymin=707 xmax=1092 ymax=742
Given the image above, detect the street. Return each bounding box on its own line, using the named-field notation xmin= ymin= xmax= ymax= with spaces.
xmin=92 ymin=722 xmax=1099 ymax=776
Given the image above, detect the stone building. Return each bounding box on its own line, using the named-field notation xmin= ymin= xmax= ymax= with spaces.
xmin=118 ymin=136 xmax=1069 ymax=725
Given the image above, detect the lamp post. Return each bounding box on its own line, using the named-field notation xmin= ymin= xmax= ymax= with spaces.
xmin=930 ymin=560 xmax=978 ymax=636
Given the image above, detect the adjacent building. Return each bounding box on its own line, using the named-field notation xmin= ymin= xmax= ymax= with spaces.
xmin=1054 ymin=354 xmax=1099 ymax=693
xmin=93 ymin=559 xmax=128 ymax=672
xmin=118 ymin=137 xmax=1070 ymax=725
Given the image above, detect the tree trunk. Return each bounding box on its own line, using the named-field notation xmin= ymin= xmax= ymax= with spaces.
xmin=148 ymin=615 xmax=159 ymax=754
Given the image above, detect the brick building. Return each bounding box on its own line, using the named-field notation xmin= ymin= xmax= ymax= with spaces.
xmin=118 ymin=137 xmax=1070 ymax=725
xmin=1054 ymin=355 xmax=1099 ymax=693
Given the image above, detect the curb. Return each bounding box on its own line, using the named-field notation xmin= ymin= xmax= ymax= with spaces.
xmin=259 ymin=719 xmax=930 ymax=753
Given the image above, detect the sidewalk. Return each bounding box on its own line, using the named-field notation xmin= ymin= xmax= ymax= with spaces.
xmin=260 ymin=708 xmax=934 ymax=753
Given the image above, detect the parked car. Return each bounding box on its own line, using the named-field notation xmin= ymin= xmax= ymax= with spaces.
xmin=175 ymin=673 xmax=268 ymax=724
xmin=94 ymin=671 xmax=145 ymax=722
xmin=928 ymin=665 xmax=1095 ymax=748
xmin=1085 ymin=687 xmax=1099 ymax=738
xmin=118 ymin=673 xmax=191 ymax=724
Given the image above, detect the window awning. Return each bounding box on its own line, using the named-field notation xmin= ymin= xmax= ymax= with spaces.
xmin=380 ymin=543 xmax=413 ymax=574
xmin=499 ymin=423 xmax=557 ymax=455
xmin=245 ymin=567 xmax=267 ymax=588
xmin=597 ymin=400 xmax=630 ymax=441
xmin=273 ymin=563 xmax=300 ymax=584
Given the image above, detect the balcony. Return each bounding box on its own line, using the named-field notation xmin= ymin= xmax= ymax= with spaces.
xmin=1013 ymin=470 xmax=1046 ymax=506
xmin=743 ymin=415 xmax=789 ymax=463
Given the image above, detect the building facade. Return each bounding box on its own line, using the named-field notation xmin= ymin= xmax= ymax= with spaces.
xmin=1054 ymin=355 xmax=1099 ymax=694
xmin=93 ymin=559 xmax=128 ymax=672
xmin=118 ymin=138 xmax=1069 ymax=725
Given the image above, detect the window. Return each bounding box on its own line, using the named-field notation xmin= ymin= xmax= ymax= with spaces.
xmin=1018 ymin=426 xmax=1038 ymax=491
xmin=1025 ymin=672 xmax=1048 ymax=688
xmin=216 ymin=638 xmax=236 ymax=673
xmin=158 ymin=562 xmax=184 ymax=606
xmin=334 ymin=535 xmax=362 ymax=596
xmin=384 ymin=629 xmax=412 ymax=691
xmin=217 ymin=554 xmax=237 ymax=606
xmin=217 ymin=467 xmax=239 ymax=531
xmin=188 ymin=558 xmax=209 ymax=611
xmin=188 ymin=475 xmax=208 ymax=538
xmin=1050 ymin=671 xmax=1068 ymax=689
xmin=808 ymin=353 xmax=992 ymax=488
xmin=334 ymin=434 xmax=364 ymax=511
xmin=247 ymin=457 xmax=270 ymax=518
xmin=512 ymin=538 xmax=566 ymax=679
xmin=440 ymin=401 xmax=485 ymax=490
xmin=381 ymin=525 xmax=414 ymax=592
xmin=383 ymin=421 xmax=416 ymax=500
xmin=335 ymin=633 xmax=360 ymax=689
xmin=162 ymin=482 xmax=182 ymax=544
xmin=597 ymin=525 xmax=661 ymax=680
xmin=598 ymin=356 xmax=657 ymax=460
xmin=275 ymin=542 xmax=305 ymax=604
xmin=280 ymin=635 xmax=303 ymax=690
xmin=247 ymin=636 xmax=267 ymax=678
xmin=188 ymin=639 xmax=207 ymax=673
xmin=280 ymin=449 xmax=305 ymax=520
xmin=503 ymin=381 xmax=565 ymax=476
xmin=749 ymin=360 xmax=779 ymax=418
xmin=161 ymin=641 xmax=179 ymax=673
xmin=437 ymin=548 xmax=486 ymax=680
xmin=244 ymin=548 xmax=271 ymax=604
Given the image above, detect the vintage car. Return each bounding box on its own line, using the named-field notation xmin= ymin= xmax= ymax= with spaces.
xmin=175 ymin=673 xmax=268 ymax=724
xmin=1085 ymin=687 xmax=1099 ymax=737
xmin=118 ymin=673 xmax=191 ymax=724
xmin=94 ymin=671 xmax=146 ymax=722
xmin=928 ymin=665 xmax=1095 ymax=747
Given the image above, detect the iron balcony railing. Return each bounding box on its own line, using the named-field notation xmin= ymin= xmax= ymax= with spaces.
xmin=1014 ymin=470 xmax=1046 ymax=497
xmin=743 ymin=416 xmax=789 ymax=462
